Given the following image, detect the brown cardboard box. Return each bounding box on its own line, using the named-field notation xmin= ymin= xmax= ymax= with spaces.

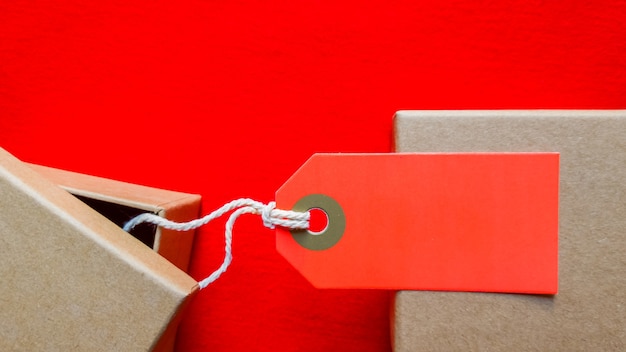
xmin=27 ymin=163 xmax=201 ymax=273
xmin=392 ymin=110 xmax=625 ymax=351
xmin=0 ymin=147 xmax=199 ymax=351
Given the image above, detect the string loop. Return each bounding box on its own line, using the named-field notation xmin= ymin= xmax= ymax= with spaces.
xmin=123 ymin=199 xmax=309 ymax=289
xmin=261 ymin=201 xmax=276 ymax=229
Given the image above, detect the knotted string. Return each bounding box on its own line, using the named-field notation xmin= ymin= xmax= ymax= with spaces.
xmin=123 ymin=199 xmax=309 ymax=289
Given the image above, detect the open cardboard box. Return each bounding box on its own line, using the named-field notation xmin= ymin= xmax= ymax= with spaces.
xmin=27 ymin=163 xmax=201 ymax=273
xmin=392 ymin=110 xmax=625 ymax=351
xmin=0 ymin=147 xmax=200 ymax=351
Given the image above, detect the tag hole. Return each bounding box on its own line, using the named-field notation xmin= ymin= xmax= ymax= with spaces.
xmin=308 ymin=208 xmax=329 ymax=235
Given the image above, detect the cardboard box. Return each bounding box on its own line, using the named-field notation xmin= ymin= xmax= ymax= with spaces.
xmin=0 ymin=147 xmax=199 ymax=351
xmin=392 ymin=110 xmax=625 ymax=351
xmin=27 ymin=163 xmax=201 ymax=273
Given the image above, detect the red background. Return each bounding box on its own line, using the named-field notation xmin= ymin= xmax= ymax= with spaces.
xmin=1 ymin=1 xmax=624 ymax=351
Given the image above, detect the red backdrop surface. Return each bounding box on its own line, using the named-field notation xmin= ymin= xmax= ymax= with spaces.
xmin=1 ymin=1 xmax=625 ymax=351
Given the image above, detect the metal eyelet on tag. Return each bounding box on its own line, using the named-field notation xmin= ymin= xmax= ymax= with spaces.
xmin=290 ymin=194 xmax=345 ymax=251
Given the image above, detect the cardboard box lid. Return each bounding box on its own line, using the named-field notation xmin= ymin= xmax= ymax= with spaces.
xmin=0 ymin=147 xmax=199 ymax=351
xmin=392 ymin=110 xmax=626 ymax=351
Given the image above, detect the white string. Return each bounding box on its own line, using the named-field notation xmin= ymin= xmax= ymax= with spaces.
xmin=123 ymin=198 xmax=310 ymax=289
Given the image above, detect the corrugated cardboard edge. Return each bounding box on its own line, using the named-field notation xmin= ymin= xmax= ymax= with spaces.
xmin=27 ymin=163 xmax=202 ymax=272
xmin=391 ymin=110 xmax=626 ymax=351
xmin=0 ymin=147 xmax=199 ymax=351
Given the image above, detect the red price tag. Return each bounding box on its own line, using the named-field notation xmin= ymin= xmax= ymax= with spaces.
xmin=276 ymin=153 xmax=559 ymax=294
